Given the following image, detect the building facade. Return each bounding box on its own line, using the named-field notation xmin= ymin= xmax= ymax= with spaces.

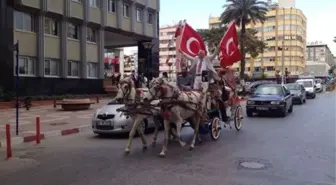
xmin=306 ymin=42 xmax=335 ymax=67
xmin=208 ymin=3 xmax=307 ymax=77
xmin=0 ymin=0 xmax=159 ymax=96
xmin=159 ymin=25 xmax=177 ymax=79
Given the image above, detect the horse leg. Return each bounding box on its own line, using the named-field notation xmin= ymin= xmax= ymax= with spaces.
xmin=151 ymin=117 xmax=161 ymax=147
xmin=124 ymin=115 xmax=145 ymax=154
xmin=136 ymin=124 xmax=148 ymax=152
xmin=174 ymin=119 xmax=186 ymax=147
xmin=159 ymin=119 xmax=170 ymax=157
xmin=189 ymin=116 xmax=200 ymax=150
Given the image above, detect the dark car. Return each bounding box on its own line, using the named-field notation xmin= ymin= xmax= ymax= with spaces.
xmin=246 ymin=84 xmax=293 ymax=117
xmin=284 ymin=83 xmax=306 ymax=104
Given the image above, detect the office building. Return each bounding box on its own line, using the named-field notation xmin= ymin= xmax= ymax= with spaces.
xmin=0 ymin=0 xmax=159 ymax=96
xmin=159 ymin=25 xmax=177 ymax=79
xmin=208 ymin=2 xmax=307 ymax=77
xmin=306 ymin=42 xmax=336 ymax=67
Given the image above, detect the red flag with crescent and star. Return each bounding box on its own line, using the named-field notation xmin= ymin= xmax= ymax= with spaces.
xmin=219 ymin=23 xmax=242 ymax=68
xmin=179 ymin=23 xmax=207 ymax=57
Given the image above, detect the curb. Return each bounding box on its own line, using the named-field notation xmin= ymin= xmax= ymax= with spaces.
xmin=0 ymin=125 xmax=91 ymax=148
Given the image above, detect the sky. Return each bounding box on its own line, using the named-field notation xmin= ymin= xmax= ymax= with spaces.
xmin=158 ymin=0 xmax=336 ymax=55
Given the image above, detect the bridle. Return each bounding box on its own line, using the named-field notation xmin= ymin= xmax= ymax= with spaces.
xmin=148 ymin=79 xmax=180 ymax=101
xmin=118 ymin=79 xmax=134 ymax=101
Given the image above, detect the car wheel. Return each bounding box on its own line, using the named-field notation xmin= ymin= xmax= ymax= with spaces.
xmin=288 ymin=103 xmax=293 ymax=113
xmin=312 ymin=93 xmax=316 ymax=99
xmin=279 ymin=106 xmax=287 ymax=117
xmin=303 ymin=98 xmax=306 ymax=103
xmin=246 ymin=110 xmax=253 ymax=117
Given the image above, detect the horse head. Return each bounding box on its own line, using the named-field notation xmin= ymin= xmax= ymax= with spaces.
xmin=143 ymin=77 xmax=178 ymax=101
xmin=115 ymin=77 xmax=136 ymax=102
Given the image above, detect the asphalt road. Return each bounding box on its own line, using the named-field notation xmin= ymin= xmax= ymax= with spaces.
xmin=0 ymin=91 xmax=335 ymax=185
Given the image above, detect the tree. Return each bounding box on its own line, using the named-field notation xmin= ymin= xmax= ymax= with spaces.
xmin=334 ymin=37 xmax=336 ymax=43
xmin=197 ymin=27 xmax=266 ymax=58
xmin=220 ymin=0 xmax=268 ymax=80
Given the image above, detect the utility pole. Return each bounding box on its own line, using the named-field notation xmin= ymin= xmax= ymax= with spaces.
xmin=281 ymin=40 xmax=285 ymax=85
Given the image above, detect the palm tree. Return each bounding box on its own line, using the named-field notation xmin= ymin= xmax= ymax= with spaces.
xmin=220 ymin=0 xmax=268 ymax=81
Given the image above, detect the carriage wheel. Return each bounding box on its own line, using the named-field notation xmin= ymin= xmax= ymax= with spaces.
xmin=210 ymin=117 xmax=221 ymax=140
xmin=234 ymin=105 xmax=243 ymax=131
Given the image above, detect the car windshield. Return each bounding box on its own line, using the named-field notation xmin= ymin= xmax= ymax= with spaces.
xmin=254 ymin=86 xmax=282 ymax=95
xmin=297 ymin=81 xmax=313 ymax=87
xmin=285 ymin=84 xmax=300 ymax=90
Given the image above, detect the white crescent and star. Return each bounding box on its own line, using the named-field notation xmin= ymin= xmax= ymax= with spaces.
xmin=186 ymin=37 xmax=200 ymax=56
xmin=225 ymin=37 xmax=236 ymax=56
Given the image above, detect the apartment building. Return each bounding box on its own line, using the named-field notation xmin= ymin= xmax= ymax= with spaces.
xmin=208 ymin=3 xmax=307 ymax=77
xmin=306 ymin=42 xmax=336 ymax=67
xmin=159 ymin=25 xmax=177 ymax=79
xmin=0 ymin=0 xmax=159 ymax=96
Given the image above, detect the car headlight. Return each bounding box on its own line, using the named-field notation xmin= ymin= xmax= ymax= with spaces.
xmin=93 ymin=108 xmax=102 ymax=118
xmin=270 ymin=101 xmax=280 ymax=105
xmin=247 ymin=100 xmax=255 ymax=104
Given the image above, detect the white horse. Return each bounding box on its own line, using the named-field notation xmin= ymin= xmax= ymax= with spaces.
xmin=143 ymin=77 xmax=207 ymax=157
xmin=112 ymin=77 xmax=162 ymax=154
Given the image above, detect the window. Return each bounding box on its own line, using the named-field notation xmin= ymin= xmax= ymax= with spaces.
xmin=108 ymin=0 xmax=116 ymax=13
xmin=90 ymin=0 xmax=100 ymax=8
xmin=266 ymin=66 xmax=274 ymax=71
xmin=284 ymin=35 xmax=291 ymax=40
xmin=123 ymin=4 xmax=129 ymax=17
xmin=15 ymin=56 xmax=35 ymax=75
xmin=136 ymin=9 xmax=143 ymax=22
xmin=68 ymin=23 xmax=79 ymax=39
xmin=72 ymin=0 xmax=83 ymax=3
xmin=44 ymin=17 xmax=59 ymax=36
xmin=44 ymin=59 xmax=59 ymax=76
xmin=87 ymin=62 xmax=98 ymax=77
xmin=148 ymin=13 xmax=153 ymax=24
xmin=87 ymin=27 xmax=97 ymax=42
xmin=68 ymin=61 xmax=79 ymax=77
xmin=14 ymin=11 xmax=35 ymax=32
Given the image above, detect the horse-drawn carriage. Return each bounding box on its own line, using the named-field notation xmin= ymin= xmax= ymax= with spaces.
xmin=115 ymin=70 xmax=244 ymax=157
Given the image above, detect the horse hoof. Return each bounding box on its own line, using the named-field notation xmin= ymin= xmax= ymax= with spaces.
xmin=159 ymin=152 xmax=166 ymax=158
xmin=124 ymin=150 xmax=130 ymax=155
xmin=142 ymin=146 xmax=148 ymax=152
xmin=189 ymin=146 xmax=194 ymax=151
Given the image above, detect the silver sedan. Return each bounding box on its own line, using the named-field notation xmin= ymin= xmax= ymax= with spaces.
xmin=92 ymin=102 xmax=160 ymax=135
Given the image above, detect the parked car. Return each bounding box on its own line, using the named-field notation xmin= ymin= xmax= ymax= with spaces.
xmin=246 ymin=84 xmax=293 ymax=117
xmin=296 ymin=79 xmax=316 ymax=99
xmin=92 ymin=101 xmax=161 ymax=136
xmin=285 ymin=83 xmax=306 ymax=104
xmin=245 ymin=80 xmax=277 ymax=94
xmin=315 ymin=79 xmax=323 ymax=93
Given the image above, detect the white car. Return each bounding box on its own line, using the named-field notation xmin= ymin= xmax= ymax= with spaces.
xmin=315 ymin=79 xmax=323 ymax=93
xmin=296 ymin=79 xmax=316 ymax=99
xmin=92 ymin=100 xmax=161 ymax=136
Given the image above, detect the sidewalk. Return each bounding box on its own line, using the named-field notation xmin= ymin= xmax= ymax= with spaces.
xmin=0 ymin=99 xmax=111 ymax=148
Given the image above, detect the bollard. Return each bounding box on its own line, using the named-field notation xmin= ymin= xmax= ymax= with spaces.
xmin=53 ymin=99 xmax=56 ymax=108
xmin=5 ymin=124 xmax=12 ymax=159
xmin=36 ymin=117 xmax=40 ymax=144
xmin=96 ymin=96 xmax=99 ymax=103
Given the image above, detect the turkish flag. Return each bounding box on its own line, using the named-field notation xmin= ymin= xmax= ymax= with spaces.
xmin=179 ymin=23 xmax=207 ymax=57
xmin=219 ymin=23 xmax=242 ymax=68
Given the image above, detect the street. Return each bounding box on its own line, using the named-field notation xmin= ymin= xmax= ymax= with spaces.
xmin=0 ymin=92 xmax=335 ymax=185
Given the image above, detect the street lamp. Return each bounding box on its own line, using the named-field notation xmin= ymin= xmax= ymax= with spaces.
xmin=142 ymin=41 xmax=154 ymax=87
